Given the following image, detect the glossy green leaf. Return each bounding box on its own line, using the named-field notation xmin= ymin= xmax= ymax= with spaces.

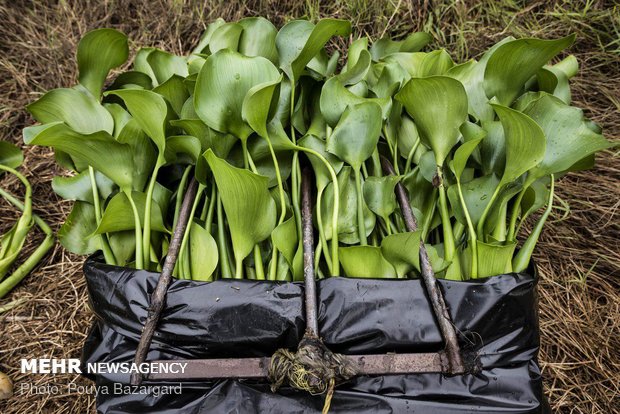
xmin=516 ymin=93 xmax=616 ymax=181
xmin=272 ymin=216 xmax=298 ymax=268
xmin=105 ymin=89 xmax=168 ymax=154
xmin=491 ymin=104 xmax=546 ymax=187
xmin=476 ymin=241 xmax=516 ymax=277
xmin=320 ymin=167 xmax=375 ymax=243
xmin=396 ymin=76 xmax=468 ymax=165
xmin=116 ymin=118 xmax=157 ymax=191
xmin=386 ymin=49 xmax=454 ymax=78
xmin=165 ymin=135 xmax=202 ymax=164
xmin=363 ymin=175 xmax=400 ymax=222
xmin=242 ymin=77 xmax=282 ymax=138
xmin=370 ymin=32 xmax=432 ymax=61
xmin=77 ymin=28 xmax=129 ymax=97
xmin=189 ymin=221 xmax=218 ymax=281
xmin=194 ymin=49 xmax=280 ymax=140
xmin=320 ymin=76 xmax=391 ymax=126
xmin=23 ymin=122 xmax=134 ymax=190
xmin=192 ymin=18 xmax=226 ymax=54
xmin=238 ymin=17 xmax=278 ymax=63
xmin=58 ymin=201 xmax=102 ymax=254
xmin=450 ymin=138 xmax=484 ymax=180
xmin=0 ymin=141 xmax=23 ymax=169
xmin=146 ymin=49 xmax=189 ymax=85
xmin=153 ymin=75 xmax=190 ymax=116
xmin=108 ymin=231 xmax=136 ymax=267
xmin=52 ymin=170 xmax=115 ymax=203
xmin=447 ymin=174 xmax=500 ymax=227
xmin=95 ymin=191 xmax=169 ymax=234
xmin=339 ymin=246 xmax=396 ymax=278
xmin=276 ymin=19 xmax=351 ymax=81
xmin=381 ymin=231 xmax=448 ymax=277
xmin=484 ymin=35 xmax=575 ymax=106
xmin=326 ymin=102 xmax=383 ymax=170
xmin=205 ymin=150 xmax=276 ymax=264
xmin=27 ymin=86 xmax=114 ymax=134
xmin=108 ymin=71 xmax=153 ymax=90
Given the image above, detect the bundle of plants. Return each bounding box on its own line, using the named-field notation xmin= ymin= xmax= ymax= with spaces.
xmin=24 ymin=18 xmax=614 ymax=284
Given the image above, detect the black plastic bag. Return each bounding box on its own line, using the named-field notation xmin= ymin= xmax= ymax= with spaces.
xmin=81 ymin=256 xmax=550 ymax=413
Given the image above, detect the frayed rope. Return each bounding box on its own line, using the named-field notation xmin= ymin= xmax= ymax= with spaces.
xmin=268 ymin=333 xmax=358 ymax=413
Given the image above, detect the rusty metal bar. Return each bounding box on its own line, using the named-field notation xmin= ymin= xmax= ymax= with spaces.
xmin=147 ymin=352 xmax=448 ymax=381
xmin=380 ymin=157 xmax=465 ymax=374
xmin=131 ymin=177 xmax=199 ymax=386
xmin=301 ymin=167 xmax=319 ymax=337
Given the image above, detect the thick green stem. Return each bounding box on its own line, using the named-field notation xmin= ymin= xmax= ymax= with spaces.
xmin=315 ymin=187 xmax=333 ymax=274
xmin=205 ymin=182 xmax=216 ymax=234
xmin=88 ymin=167 xmax=116 ymax=265
xmin=142 ymin=160 xmax=163 ymax=267
xmin=477 ymin=184 xmax=501 ymax=240
xmin=507 ymin=187 xmax=527 ymax=242
xmin=456 ymin=179 xmax=478 ymax=278
xmin=235 ymin=257 xmax=244 ymax=279
xmin=492 ymin=202 xmax=508 ymax=241
xmin=253 ymin=245 xmax=265 ymax=280
xmin=176 ymin=184 xmax=205 ymax=279
xmin=124 ymin=190 xmax=144 ymax=269
xmin=353 ymin=168 xmax=367 ymax=246
xmin=217 ymin=193 xmax=233 ymax=278
xmin=404 ymin=139 xmax=421 ymax=175
xmin=513 ymin=176 xmax=555 ymax=273
xmin=437 ymin=167 xmax=455 ymax=261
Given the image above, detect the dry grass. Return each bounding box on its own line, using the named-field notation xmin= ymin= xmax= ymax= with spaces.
xmin=0 ymin=0 xmax=618 ymax=413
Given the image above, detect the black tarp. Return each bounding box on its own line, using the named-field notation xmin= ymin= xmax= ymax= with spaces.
xmin=81 ymin=256 xmax=549 ymax=413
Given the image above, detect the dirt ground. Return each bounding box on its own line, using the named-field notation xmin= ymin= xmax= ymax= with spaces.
xmin=0 ymin=0 xmax=618 ymax=413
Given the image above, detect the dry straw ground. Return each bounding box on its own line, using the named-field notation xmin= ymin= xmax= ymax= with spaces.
xmin=0 ymin=0 xmax=618 ymax=413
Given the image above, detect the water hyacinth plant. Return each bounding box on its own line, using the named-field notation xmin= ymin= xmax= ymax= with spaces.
xmin=23 ymin=19 xmax=615 ymax=281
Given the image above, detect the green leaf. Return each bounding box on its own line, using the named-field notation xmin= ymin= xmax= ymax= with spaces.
xmin=165 ymin=135 xmax=202 ymax=164
xmin=484 ymin=35 xmax=575 ymax=106
xmin=27 ymin=86 xmax=114 ymax=134
xmin=192 ymin=18 xmax=226 ymax=54
xmin=363 ymin=175 xmax=400 ymax=223
xmin=516 ymin=93 xmax=616 ymax=180
xmin=77 ymin=28 xmax=129 ymax=97
xmin=450 ymin=138 xmax=484 ymax=180
xmin=272 ymin=216 xmax=298 ymax=268
xmin=536 ymin=67 xmax=571 ymax=104
xmin=238 ymin=17 xmax=279 ymax=63
xmin=0 ymin=142 xmax=23 ymax=169
xmin=276 ymin=19 xmax=351 ymax=82
xmin=108 ymin=231 xmax=136 ymax=267
xmin=209 ymin=22 xmax=243 ymax=54
xmin=242 ymin=77 xmax=283 ymax=138
xmin=320 ymin=167 xmax=375 ymax=243
xmin=447 ymin=174 xmax=500 ymax=227
xmin=58 ymin=201 xmax=102 ymax=254
xmin=396 ymin=76 xmax=468 ymax=165
xmin=52 ymin=170 xmax=115 ymax=203
xmin=205 ymin=150 xmax=276 ymax=263
xmin=386 ymin=49 xmax=454 ymax=78
xmin=339 ymin=246 xmax=397 ymax=278
xmin=116 ymin=118 xmax=157 ymax=191
xmin=370 ymin=32 xmax=432 ymax=61
xmin=194 ymin=49 xmax=280 ymax=140
xmin=105 ymin=89 xmax=168 ymax=154
xmin=23 ymin=122 xmax=134 ymax=190
xmin=326 ymin=102 xmax=383 ymax=170
xmin=476 ymin=241 xmax=516 ymax=277
xmin=381 ymin=231 xmax=448 ymax=277
xmin=491 ymin=104 xmax=546 ymax=187
xmin=108 ymin=71 xmax=153 ymax=90
xmin=320 ymin=76 xmax=391 ymax=126
xmin=189 ymin=221 xmax=218 ymax=281
xmin=95 ymin=191 xmax=169 ymax=234
xmin=146 ymin=49 xmax=189 ymax=85
xmin=153 ymin=75 xmax=190 ymax=117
